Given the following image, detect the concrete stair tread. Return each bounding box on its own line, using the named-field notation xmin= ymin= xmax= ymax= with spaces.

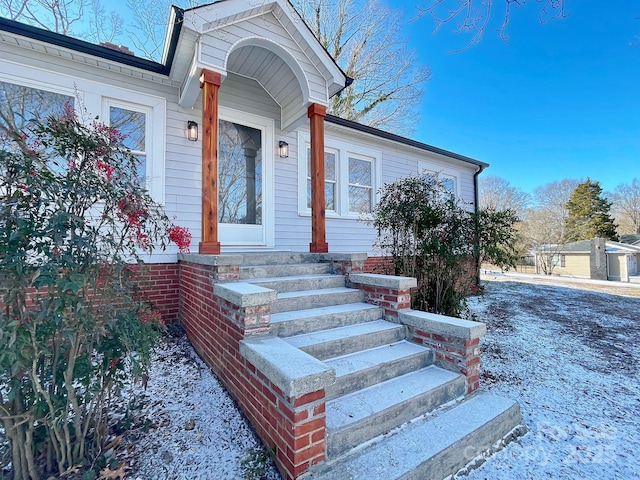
xmin=277 ymin=287 xmax=357 ymax=300
xmin=303 ymin=393 xmax=523 ymax=480
xmin=325 ymin=340 xmax=430 ymax=378
xmin=271 ymin=303 xmax=381 ymax=324
xmin=245 ymin=273 xmax=338 ymax=284
xmin=284 ymin=319 xmax=401 ymax=350
xmin=326 ymin=366 xmax=461 ymax=432
xmin=239 ymin=263 xmax=332 ymax=280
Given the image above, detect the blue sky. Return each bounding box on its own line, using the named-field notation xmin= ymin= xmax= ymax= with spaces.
xmin=387 ymin=0 xmax=640 ymax=194
xmin=4 ymin=0 xmax=635 ymax=195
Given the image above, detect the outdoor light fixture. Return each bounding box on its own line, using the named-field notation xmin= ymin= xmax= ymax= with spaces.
xmin=278 ymin=140 xmax=289 ymax=158
xmin=187 ymin=121 xmax=198 ymax=141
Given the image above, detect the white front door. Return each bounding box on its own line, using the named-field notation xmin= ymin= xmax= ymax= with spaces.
xmin=218 ymin=107 xmax=274 ymax=247
xmin=628 ymin=254 xmax=638 ymax=275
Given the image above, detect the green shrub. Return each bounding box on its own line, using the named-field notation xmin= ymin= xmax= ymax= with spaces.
xmin=371 ymin=175 xmax=517 ymax=317
xmin=0 ymin=105 xmax=183 ymax=479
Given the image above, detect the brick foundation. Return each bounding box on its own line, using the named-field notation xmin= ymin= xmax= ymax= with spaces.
xmin=137 ymin=263 xmax=180 ymax=324
xmin=178 ymin=257 xmax=332 ymax=479
xmin=363 ymin=255 xmax=394 ymax=274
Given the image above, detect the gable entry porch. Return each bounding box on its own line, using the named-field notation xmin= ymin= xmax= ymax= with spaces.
xmin=173 ymin=2 xmax=524 ymax=479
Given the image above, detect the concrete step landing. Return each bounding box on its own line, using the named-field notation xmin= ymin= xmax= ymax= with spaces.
xmin=303 ymin=393 xmax=524 ymax=480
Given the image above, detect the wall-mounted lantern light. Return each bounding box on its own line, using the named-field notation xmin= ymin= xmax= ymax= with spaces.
xmin=278 ymin=140 xmax=289 ymax=158
xmin=187 ymin=121 xmax=198 ymax=141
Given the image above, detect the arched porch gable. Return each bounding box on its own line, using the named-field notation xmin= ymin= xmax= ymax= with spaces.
xmin=176 ymin=0 xmax=347 ymax=130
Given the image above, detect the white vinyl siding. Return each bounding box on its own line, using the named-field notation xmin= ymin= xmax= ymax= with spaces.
xmin=0 ymin=36 xmax=480 ymax=258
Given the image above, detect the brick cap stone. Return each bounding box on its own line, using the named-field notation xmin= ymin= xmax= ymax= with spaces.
xmin=349 ymin=273 xmax=417 ymax=290
xmin=179 ymin=253 xmax=243 ymax=266
xmin=240 ymin=336 xmax=335 ymax=398
xmin=214 ymin=282 xmax=277 ymax=307
xmin=399 ymin=309 xmax=486 ymax=340
xmin=319 ymin=252 xmax=368 ymax=262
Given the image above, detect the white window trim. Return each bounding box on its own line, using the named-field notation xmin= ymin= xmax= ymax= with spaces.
xmin=297 ymin=131 xmax=381 ymax=219
xmin=0 ymin=59 xmax=166 ymax=204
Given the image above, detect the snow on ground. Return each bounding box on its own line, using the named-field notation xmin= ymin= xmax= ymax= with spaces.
xmin=3 ymin=275 xmax=639 ymax=479
xmin=461 ymin=275 xmax=640 ymax=479
xmin=119 ymin=332 xmax=281 ymax=480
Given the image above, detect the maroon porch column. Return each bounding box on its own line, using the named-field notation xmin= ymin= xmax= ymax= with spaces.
xmin=308 ymin=103 xmax=328 ymax=253
xmin=199 ymin=69 xmax=222 ymax=255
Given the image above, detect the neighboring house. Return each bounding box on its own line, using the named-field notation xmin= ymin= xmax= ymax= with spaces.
xmin=1 ymin=2 xmax=525 ymax=479
xmin=535 ymin=238 xmax=640 ymax=282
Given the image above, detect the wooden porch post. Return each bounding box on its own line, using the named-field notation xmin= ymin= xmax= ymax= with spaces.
xmin=308 ymin=103 xmax=328 ymax=253
xmin=199 ymin=69 xmax=222 ymax=255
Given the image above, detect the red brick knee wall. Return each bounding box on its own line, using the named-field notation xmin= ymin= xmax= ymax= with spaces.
xmin=136 ymin=263 xmax=180 ymax=324
xmin=179 ymin=260 xmax=326 ymax=479
xmin=363 ymin=256 xmax=394 ymax=274
xmin=1 ymin=262 xmax=180 ymax=325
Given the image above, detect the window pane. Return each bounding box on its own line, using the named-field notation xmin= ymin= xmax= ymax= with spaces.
xmin=109 ymin=106 xmax=145 ymax=152
xmin=307 ymin=148 xmax=336 ymax=211
xmin=0 ymin=81 xmax=73 ymax=141
xmin=219 ymin=119 xmax=262 ymax=225
xmin=442 ymin=177 xmax=455 ymax=193
xmin=349 ymin=157 xmax=371 ymax=186
xmin=325 ymin=152 xmax=336 ymax=181
xmin=326 ymin=182 xmax=335 ymax=211
xmin=307 ymin=180 xmax=335 ymax=211
xmin=349 ymin=186 xmax=371 ymax=214
xmin=306 ymin=149 xmax=336 ymax=181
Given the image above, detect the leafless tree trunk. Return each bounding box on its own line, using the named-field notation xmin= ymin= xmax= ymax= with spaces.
xmin=478 ymin=175 xmax=530 ymax=217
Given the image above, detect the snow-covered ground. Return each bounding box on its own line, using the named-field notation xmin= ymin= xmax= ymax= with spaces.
xmin=118 ymin=331 xmax=282 ymax=480
xmin=462 ymin=275 xmax=640 ymax=479
xmin=3 ymin=275 xmax=639 ymax=479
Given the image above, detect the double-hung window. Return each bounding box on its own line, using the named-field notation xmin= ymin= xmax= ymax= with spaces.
xmin=348 ymin=155 xmax=373 ymax=214
xmin=299 ymin=134 xmax=379 ymax=217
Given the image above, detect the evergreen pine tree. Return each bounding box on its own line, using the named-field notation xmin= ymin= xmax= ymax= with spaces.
xmin=565 ymin=179 xmax=618 ymax=241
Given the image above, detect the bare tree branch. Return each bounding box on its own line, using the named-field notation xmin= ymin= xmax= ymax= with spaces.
xmin=416 ymin=0 xmax=569 ymax=51
xmin=608 ymin=179 xmax=640 ymax=235
xmin=293 ymin=0 xmax=430 ymax=134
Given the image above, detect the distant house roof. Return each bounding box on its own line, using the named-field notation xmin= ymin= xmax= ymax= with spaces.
xmin=556 ymin=240 xmax=592 ymax=253
xmin=620 ymin=234 xmax=640 ymax=246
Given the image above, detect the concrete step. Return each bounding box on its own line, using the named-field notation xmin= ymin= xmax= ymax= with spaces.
xmin=270 ymin=303 xmax=383 ymax=337
xmin=271 ymin=287 xmax=365 ymax=314
xmin=302 ymin=393 xmax=524 ymax=480
xmin=325 ymin=366 xmax=465 ymax=459
xmin=324 ymin=341 xmax=434 ymax=401
xmin=238 ymin=252 xmax=322 ymax=266
xmin=284 ymin=320 xmax=405 ymax=360
xmin=246 ymin=274 xmax=345 ymax=293
xmin=240 ymin=262 xmax=332 ymax=280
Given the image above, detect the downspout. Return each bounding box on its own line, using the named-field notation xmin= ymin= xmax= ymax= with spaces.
xmin=473 ymin=165 xmax=484 ymax=285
